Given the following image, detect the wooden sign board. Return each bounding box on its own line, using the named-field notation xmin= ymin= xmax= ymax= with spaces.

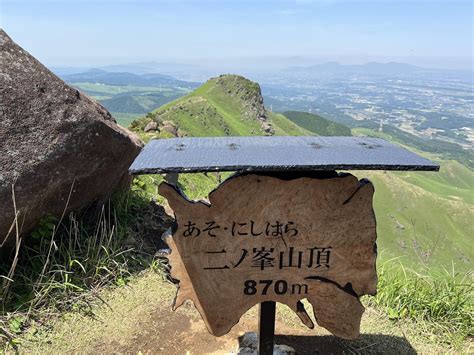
xmin=159 ymin=172 xmax=377 ymax=339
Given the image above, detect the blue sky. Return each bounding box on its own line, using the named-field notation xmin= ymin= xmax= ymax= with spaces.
xmin=1 ymin=0 xmax=472 ymax=70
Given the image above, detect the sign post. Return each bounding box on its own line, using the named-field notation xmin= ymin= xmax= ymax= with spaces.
xmin=130 ymin=136 xmax=438 ymax=353
xmin=259 ymin=301 xmax=276 ymax=355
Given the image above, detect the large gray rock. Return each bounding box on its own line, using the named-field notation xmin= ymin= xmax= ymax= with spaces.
xmin=0 ymin=30 xmax=143 ymax=248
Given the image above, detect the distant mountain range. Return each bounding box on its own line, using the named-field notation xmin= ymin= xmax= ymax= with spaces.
xmin=61 ymin=69 xmax=199 ymax=88
xmin=99 ymin=61 xmax=200 ymax=75
xmin=52 ymin=61 xmax=201 ymax=76
xmin=52 ymin=60 xmax=472 ymax=80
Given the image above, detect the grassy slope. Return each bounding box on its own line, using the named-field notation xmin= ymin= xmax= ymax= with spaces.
xmin=146 ymin=76 xmax=311 ymax=137
xmin=352 ymin=128 xmax=474 ymax=271
xmin=362 ymin=168 xmax=473 ymax=271
xmin=354 ymin=125 xmax=474 ymax=169
xmin=282 ymin=110 xmax=352 ymax=136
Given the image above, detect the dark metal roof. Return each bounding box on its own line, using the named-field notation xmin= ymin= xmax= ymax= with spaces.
xmin=129 ymin=136 xmax=439 ymax=174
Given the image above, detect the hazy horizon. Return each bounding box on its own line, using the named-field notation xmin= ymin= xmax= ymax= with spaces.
xmin=48 ymin=57 xmax=473 ymax=73
xmin=1 ymin=0 xmax=472 ymax=71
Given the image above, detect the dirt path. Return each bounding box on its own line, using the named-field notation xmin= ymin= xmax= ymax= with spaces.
xmin=19 ymin=272 xmax=447 ymax=354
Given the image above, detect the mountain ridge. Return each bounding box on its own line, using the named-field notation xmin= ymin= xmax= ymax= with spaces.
xmin=131 ymin=74 xmax=312 ymax=138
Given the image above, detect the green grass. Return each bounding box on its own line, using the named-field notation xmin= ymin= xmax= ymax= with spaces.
xmin=358 ymin=168 xmax=473 ymax=273
xmin=365 ymin=259 xmax=473 ymax=348
xmin=350 ymin=127 xmax=474 ymax=272
xmin=397 ymin=168 xmax=474 ymax=205
xmin=282 ymin=111 xmax=352 ymax=136
xmin=269 ymin=112 xmax=313 ymax=136
xmin=0 ymin=187 xmax=167 ymax=351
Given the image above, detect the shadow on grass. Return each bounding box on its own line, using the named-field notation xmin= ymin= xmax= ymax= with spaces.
xmin=276 ymin=334 xmax=416 ymax=354
xmin=239 ymin=333 xmax=417 ymax=354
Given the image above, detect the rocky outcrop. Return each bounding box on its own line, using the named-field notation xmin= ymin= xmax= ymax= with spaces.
xmin=262 ymin=121 xmax=275 ymax=136
xmin=144 ymin=121 xmax=159 ymax=132
xmin=161 ymin=120 xmax=178 ymax=136
xmin=0 ymin=30 xmax=142 ymax=249
xmin=213 ymin=75 xmax=267 ymax=121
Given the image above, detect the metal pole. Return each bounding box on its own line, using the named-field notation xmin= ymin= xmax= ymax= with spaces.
xmin=258 ymin=301 xmax=276 ymax=355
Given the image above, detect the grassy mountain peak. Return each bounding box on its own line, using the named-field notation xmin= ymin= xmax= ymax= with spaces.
xmin=131 ymin=74 xmax=311 ymax=137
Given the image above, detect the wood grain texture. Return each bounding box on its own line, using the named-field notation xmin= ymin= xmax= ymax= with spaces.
xmin=159 ymin=173 xmax=377 ymax=339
